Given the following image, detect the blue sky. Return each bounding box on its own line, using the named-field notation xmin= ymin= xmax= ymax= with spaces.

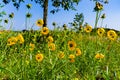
xmin=1 ymin=0 xmax=120 ymax=31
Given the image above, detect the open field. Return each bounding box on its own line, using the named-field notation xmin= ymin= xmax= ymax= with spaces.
xmin=0 ymin=27 xmax=120 ymax=80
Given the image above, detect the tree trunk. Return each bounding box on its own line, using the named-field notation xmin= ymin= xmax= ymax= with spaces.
xmin=43 ymin=0 xmax=48 ymax=27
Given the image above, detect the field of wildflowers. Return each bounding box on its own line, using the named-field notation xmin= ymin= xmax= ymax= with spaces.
xmin=0 ymin=22 xmax=120 ymax=79
xmin=0 ymin=1 xmax=120 ymax=80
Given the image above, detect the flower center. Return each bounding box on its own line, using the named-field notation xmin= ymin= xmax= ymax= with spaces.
xmin=70 ymin=44 xmax=73 ymax=47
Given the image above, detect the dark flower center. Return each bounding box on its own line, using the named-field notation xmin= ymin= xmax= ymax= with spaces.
xmin=110 ymin=33 xmax=113 ymax=36
xmin=99 ymin=31 xmax=102 ymax=34
xmin=87 ymin=28 xmax=90 ymax=31
xmin=70 ymin=43 xmax=73 ymax=47
xmin=43 ymin=29 xmax=47 ymax=32
xmin=38 ymin=21 xmax=40 ymax=24
xmin=37 ymin=57 xmax=40 ymax=59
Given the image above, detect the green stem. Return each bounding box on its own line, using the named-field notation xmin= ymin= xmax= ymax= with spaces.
xmin=94 ymin=10 xmax=102 ymax=29
xmin=25 ymin=17 xmax=27 ymax=30
xmin=98 ymin=12 xmax=102 ymax=25
xmin=9 ymin=19 xmax=13 ymax=30
xmin=94 ymin=11 xmax=99 ymax=29
xmin=28 ymin=18 xmax=30 ymax=30
xmin=100 ymin=19 xmax=103 ymax=27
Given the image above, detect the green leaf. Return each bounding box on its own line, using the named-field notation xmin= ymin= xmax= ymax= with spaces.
xmin=0 ymin=19 xmax=2 ymax=22
xmin=0 ymin=66 xmax=6 ymax=71
xmin=0 ymin=5 xmax=4 ymax=8
xmin=1 ymin=11 xmax=6 ymax=15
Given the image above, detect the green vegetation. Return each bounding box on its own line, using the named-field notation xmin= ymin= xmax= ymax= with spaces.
xmin=0 ymin=0 xmax=120 ymax=80
xmin=0 ymin=27 xmax=120 ymax=79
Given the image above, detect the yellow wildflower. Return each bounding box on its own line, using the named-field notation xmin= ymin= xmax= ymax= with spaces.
xmin=58 ymin=51 xmax=65 ymax=59
xmin=48 ymin=43 xmax=55 ymax=51
xmin=84 ymin=25 xmax=92 ymax=33
xmin=68 ymin=40 xmax=76 ymax=51
xmin=41 ymin=27 xmax=49 ymax=35
xmin=36 ymin=19 xmax=44 ymax=27
xmin=94 ymin=2 xmax=103 ymax=11
xmin=36 ymin=53 xmax=44 ymax=62
xmin=69 ymin=54 xmax=75 ymax=59
xmin=29 ymin=43 xmax=35 ymax=51
xmin=7 ymin=37 xmax=18 ymax=46
xmin=26 ymin=4 xmax=32 ymax=9
xmin=95 ymin=53 xmax=104 ymax=59
xmin=17 ymin=34 xmax=24 ymax=44
xmin=70 ymin=58 xmax=75 ymax=63
xmin=47 ymin=36 xmax=54 ymax=43
xmin=107 ymin=30 xmax=117 ymax=41
xmin=75 ymin=48 xmax=82 ymax=56
xmin=9 ymin=12 xmax=14 ymax=18
xmin=101 ymin=13 xmax=106 ymax=19
xmin=26 ymin=13 xmax=32 ymax=18
xmin=97 ymin=28 xmax=105 ymax=37
xmin=69 ymin=54 xmax=75 ymax=63
xmin=4 ymin=19 xmax=8 ymax=24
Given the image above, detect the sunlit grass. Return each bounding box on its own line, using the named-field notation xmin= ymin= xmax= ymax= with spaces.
xmin=0 ymin=1 xmax=120 ymax=79
xmin=0 ymin=28 xmax=120 ymax=79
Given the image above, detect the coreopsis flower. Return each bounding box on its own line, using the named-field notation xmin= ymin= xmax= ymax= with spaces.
xmin=26 ymin=13 xmax=32 ymax=18
xmin=107 ymin=30 xmax=117 ymax=41
xmin=4 ymin=19 xmax=8 ymax=24
xmin=7 ymin=37 xmax=18 ymax=46
xmin=52 ymin=22 xmax=56 ymax=26
xmin=26 ymin=4 xmax=32 ymax=9
xmin=48 ymin=43 xmax=55 ymax=51
xmin=69 ymin=54 xmax=75 ymax=63
xmin=94 ymin=2 xmax=103 ymax=11
xmin=29 ymin=43 xmax=35 ymax=51
xmin=104 ymin=0 xmax=108 ymax=4
xmin=84 ymin=25 xmax=92 ymax=33
xmin=41 ymin=27 xmax=49 ymax=35
xmin=95 ymin=53 xmax=104 ymax=59
xmin=47 ymin=36 xmax=54 ymax=43
xmin=75 ymin=48 xmax=82 ymax=56
xmin=69 ymin=54 xmax=75 ymax=59
xmin=70 ymin=59 xmax=75 ymax=63
xmin=101 ymin=13 xmax=106 ymax=19
xmin=68 ymin=40 xmax=76 ymax=51
xmin=36 ymin=53 xmax=44 ymax=62
xmin=36 ymin=19 xmax=44 ymax=27
xmin=63 ymin=24 xmax=67 ymax=30
xmin=58 ymin=51 xmax=65 ymax=59
xmin=17 ymin=34 xmax=24 ymax=44
xmin=97 ymin=28 xmax=105 ymax=37
xmin=9 ymin=12 xmax=14 ymax=18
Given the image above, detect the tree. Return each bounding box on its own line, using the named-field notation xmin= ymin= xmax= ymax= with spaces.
xmin=3 ymin=0 xmax=81 ymax=27
xmin=0 ymin=3 xmax=6 ymax=30
xmin=69 ymin=13 xmax=84 ymax=31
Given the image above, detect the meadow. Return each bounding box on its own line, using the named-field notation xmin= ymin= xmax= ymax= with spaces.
xmin=0 ymin=25 xmax=120 ymax=80
xmin=0 ymin=1 xmax=120 ymax=80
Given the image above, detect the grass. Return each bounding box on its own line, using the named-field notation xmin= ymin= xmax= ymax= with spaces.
xmin=0 ymin=28 xmax=120 ymax=80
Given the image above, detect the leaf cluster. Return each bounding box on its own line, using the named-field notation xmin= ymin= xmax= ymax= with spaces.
xmin=3 ymin=0 xmax=81 ymax=14
xmin=90 ymin=0 xmax=108 ymax=4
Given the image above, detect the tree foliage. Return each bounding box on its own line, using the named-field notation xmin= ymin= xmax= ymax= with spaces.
xmin=69 ymin=13 xmax=84 ymax=31
xmin=90 ymin=0 xmax=108 ymax=4
xmin=2 ymin=0 xmax=81 ymax=27
xmin=3 ymin=0 xmax=81 ymax=13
